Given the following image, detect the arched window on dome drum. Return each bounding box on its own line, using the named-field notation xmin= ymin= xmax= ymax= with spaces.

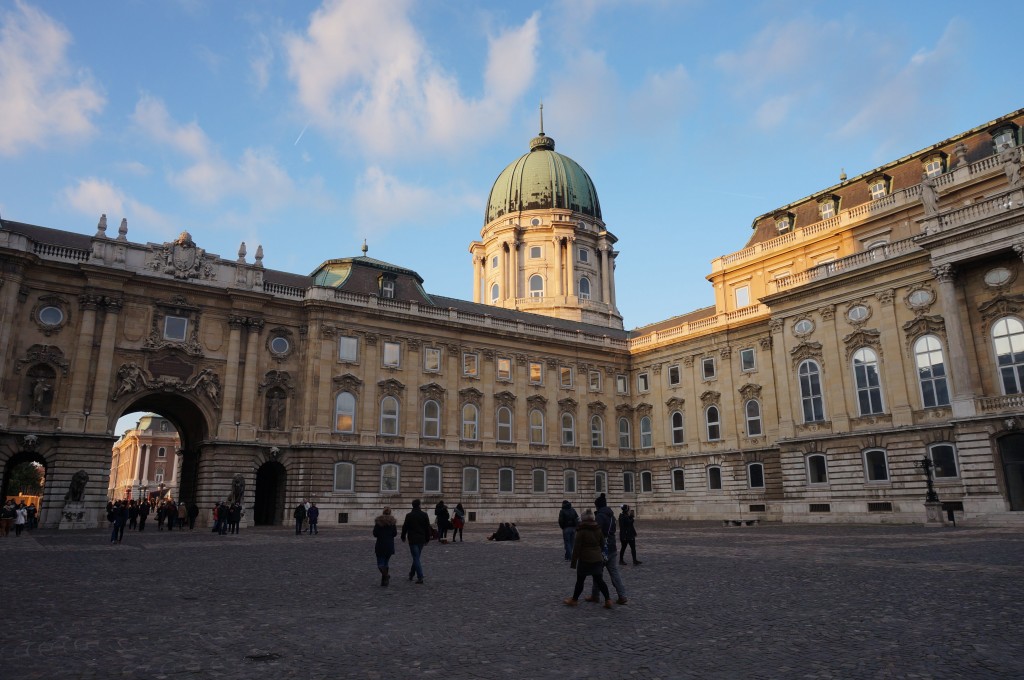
xmin=578 ymin=277 xmax=591 ymax=300
xmin=490 ymin=283 xmax=500 ymax=303
xmin=529 ymin=275 xmax=544 ymax=298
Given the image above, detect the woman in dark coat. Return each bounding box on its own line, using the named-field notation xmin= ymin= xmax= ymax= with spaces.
xmin=372 ymin=507 xmax=398 ymax=586
xmin=565 ymin=509 xmax=612 ymax=608
xmin=434 ymin=501 xmax=451 ymax=543
xmin=618 ymin=504 xmax=641 ymax=565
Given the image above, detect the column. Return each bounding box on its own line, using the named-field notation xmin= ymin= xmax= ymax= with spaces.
xmin=472 ymin=254 xmax=481 ymax=303
xmin=768 ymin=319 xmax=794 ymax=438
xmin=818 ymin=305 xmax=849 ymax=432
xmin=238 ymin=319 xmax=264 ymax=432
xmin=0 ymin=267 xmax=26 ymax=413
xmin=359 ymin=335 xmax=380 ymax=435
xmin=316 ymin=325 xmax=337 ymax=433
xmin=140 ymin=444 xmax=151 ymax=485
xmin=218 ymin=316 xmax=244 ymax=437
xmin=566 ymin=236 xmax=577 ymax=299
xmin=553 ymin=237 xmax=563 ymax=296
xmin=502 ymin=243 xmax=511 ymax=302
xmin=87 ymin=297 xmax=123 ymax=431
xmin=511 ymin=240 xmax=521 ymax=300
xmin=600 ymin=244 xmax=611 ymax=303
xmin=932 ymin=264 xmax=977 ymax=416
xmin=66 ymin=295 xmax=99 ymax=418
xmin=131 ymin=439 xmax=143 ymax=489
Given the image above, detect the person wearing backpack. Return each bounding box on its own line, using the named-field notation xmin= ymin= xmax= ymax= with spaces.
xmin=558 ymin=500 xmax=579 ymax=561
xmin=590 ymin=493 xmax=629 ymax=605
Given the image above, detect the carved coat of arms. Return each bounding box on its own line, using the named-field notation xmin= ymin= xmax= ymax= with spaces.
xmin=149 ymin=232 xmax=212 ymax=280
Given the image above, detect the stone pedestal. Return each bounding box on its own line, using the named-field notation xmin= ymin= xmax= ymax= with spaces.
xmin=59 ymin=502 xmax=90 ymax=530
xmin=924 ymin=501 xmax=944 ymax=525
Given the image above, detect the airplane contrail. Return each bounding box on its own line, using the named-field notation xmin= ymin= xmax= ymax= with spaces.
xmin=294 ymin=123 xmax=309 ymax=146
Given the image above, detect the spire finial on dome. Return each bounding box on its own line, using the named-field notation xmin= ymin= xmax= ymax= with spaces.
xmin=361 ymin=239 xmax=368 ymax=255
xmin=530 ymin=102 xmax=555 ymax=152
xmin=539 ymin=100 xmax=544 ymax=135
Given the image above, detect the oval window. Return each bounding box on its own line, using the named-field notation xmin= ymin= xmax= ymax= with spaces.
xmin=907 ymin=289 xmax=933 ymax=307
xmin=847 ymin=305 xmax=869 ymax=322
xmin=793 ymin=319 xmax=814 ymax=336
xmin=984 ymin=267 xmax=1013 ymax=287
xmin=270 ymin=336 xmax=290 ymax=354
xmin=39 ymin=306 xmax=63 ymax=326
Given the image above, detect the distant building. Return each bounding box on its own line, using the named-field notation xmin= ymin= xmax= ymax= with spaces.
xmin=108 ymin=414 xmax=181 ymax=501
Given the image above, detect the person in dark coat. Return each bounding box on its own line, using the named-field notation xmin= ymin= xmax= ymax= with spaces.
xmin=400 ymin=499 xmax=431 ymax=583
xmin=451 ymin=503 xmax=466 ymax=542
xmin=434 ymin=501 xmax=451 ymax=543
xmin=307 ymin=502 xmax=319 ymax=535
xmin=373 ymin=507 xmax=398 ymax=586
xmin=229 ymin=503 xmax=242 ymax=534
xmin=137 ymin=500 xmax=150 ymax=531
xmin=558 ymin=500 xmax=579 ymax=561
xmin=618 ymin=504 xmax=641 ymax=565
xmin=109 ymin=501 xmax=128 ymax=545
xmin=293 ymin=501 xmax=306 ymax=535
xmin=592 ymin=493 xmax=628 ymax=605
xmin=565 ymin=509 xmax=611 ymax=608
xmin=128 ymin=501 xmax=139 ymax=530
xmin=187 ymin=502 xmax=200 ymax=530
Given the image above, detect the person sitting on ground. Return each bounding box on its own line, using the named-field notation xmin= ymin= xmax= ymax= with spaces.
xmin=487 ymin=522 xmax=520 ymax=541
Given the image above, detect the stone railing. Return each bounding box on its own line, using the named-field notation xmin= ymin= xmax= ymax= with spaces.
xmin=263 ymin=281 xmax=305 ymax=298
xmin=768 ymin=237 xmax=920 ymax=293
xmin=33 ymin=242 xmax=91 ymax=262
xmin=977 ymin=394 xmax=1024 ymax=412
xmin=628 ymin=304 xmax=768 ymax=350
xmin=937 ymin=191 xmax=1022 ymax=231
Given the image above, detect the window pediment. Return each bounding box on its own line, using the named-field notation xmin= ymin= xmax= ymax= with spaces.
xmin=790 ymin=341 xmax=823 ymax=367
xmin=333 ymin=373 xmax=363 ymax=393
xmin=842 ymin=329 xmax=882 ymax=360
xmin=459 ymin=387 xmax=483 ymax=406
xmin=377 ymin=378 xmax=405 ymax=398
xmin=494 ymin=390 xmax=517 ymax=408
xmin=419 ymin=382 xmax=446 ymax=401
xmin=700 ymin=391 xmax=721 ymax=407
xmin=665 ymin=396 xmax=685 ymax=409
xmin=737 ymin=384 xmax=762 ymax=400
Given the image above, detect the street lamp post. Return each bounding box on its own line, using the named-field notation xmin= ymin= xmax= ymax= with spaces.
xmin=917 ymin=456 xmax=944 ymax=524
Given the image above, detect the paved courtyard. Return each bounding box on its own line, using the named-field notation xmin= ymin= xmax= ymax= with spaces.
xmin=1 ymin=519 xmax=1022 ymax=679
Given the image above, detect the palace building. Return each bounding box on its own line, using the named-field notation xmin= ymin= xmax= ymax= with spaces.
xmin=1 ymin=108 xmax=1023 ymax=528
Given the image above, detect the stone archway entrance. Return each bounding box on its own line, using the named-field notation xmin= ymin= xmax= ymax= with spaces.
xmin=1 ymin=451 xmax=46 ymax=524
xmin=998 ymin=434 xmax=1024 ymax=511
xmin=253 ymin=461 xmax=286 ymax=526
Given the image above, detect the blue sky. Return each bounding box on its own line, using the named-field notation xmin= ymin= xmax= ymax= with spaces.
xmin=2 ymin=0 xmax=1021 ymax=334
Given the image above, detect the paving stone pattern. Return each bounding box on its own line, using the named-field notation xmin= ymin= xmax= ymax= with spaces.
xmin=1 ymin=521 xmax=1022 ymax=679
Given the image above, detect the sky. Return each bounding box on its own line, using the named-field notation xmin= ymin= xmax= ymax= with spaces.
xmin=2 ymin=0 xmax=1022 ymax=339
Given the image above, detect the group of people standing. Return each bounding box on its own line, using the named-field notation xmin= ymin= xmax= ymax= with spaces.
xmin=105 ymin=497 xmax=201 ymax=544
xmin=561 ymin=494 xmax=640 ymax=609
xmin=431 ymin=500 xmax=466 ymax=543
xmin=0 ymin=499 xmax=33 ymax=537
xmin=292 ymin=500 xmax=320 ymax=535
xmin=211 ymin=502 xmax=243 ymax=535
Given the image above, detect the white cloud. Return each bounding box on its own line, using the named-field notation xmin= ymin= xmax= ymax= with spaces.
xmin=353 ymin=166 xmax=478 ymax=234
xmin=250 ymin=32 xmax=273 ymax=92
xmin=132 ymin=94 xmax=210 ymax=159
xmin=0 ymin=0 xmax=105 ymax=156
xmin=714 ymin=18 xmax=830 ymax=94
xmin=284 ymin=0 xmax=539 ymax=157
xmin=61 ymin=177 xmax=177 ymax=238
xmin=753 ymin=94 xmax=795 ymax=131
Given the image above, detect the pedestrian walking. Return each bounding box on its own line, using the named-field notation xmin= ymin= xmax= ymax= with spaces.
xmin=137 ymin=500 xmax=149 ymax=531
xmin=591 ymin=493 xmax=628 ymax=605
xmin=618 ymin=504 xmax=641 ymax=565
xmin=400 ymin=499 xmax=431 ymax=584
xmin=307 ymin=502 xmax=319 ymax=534
xmin=434 ymin=500 xmax=451 ymax=543
xmin=128 ymin=501 xmax=139 ymax=530
xmin=558 ymin=500 xmax=579 ymax=561
xmin=451 ymin=503 xmax=466 ymax=542
xmin=177 ymin=501 xmax=187 ymax=529
xmin=564 ymin=509 xmax=612 ymax=608
xmin=373 ymin=507 xmax=398 ymax=586
xmin=0 ymin=500 xmax=14 ymax=537
xmin=187 ymin=501 xmax=199 ymax=530
xmin=14 ymin=502 xmax=28 ymax=537
xmin=109 ymin=501 xmax=128 ymax=544
xmin=293 ymin=501 xmax=307 ymax=535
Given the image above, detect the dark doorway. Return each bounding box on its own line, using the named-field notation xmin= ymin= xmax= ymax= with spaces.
xmin=999 ymin=434 xmax=1024 ymax=511
xmin=253 ymin=461 xmax=286 ymax=526
xmin=2 ymin=452 xmax=46 ymax=505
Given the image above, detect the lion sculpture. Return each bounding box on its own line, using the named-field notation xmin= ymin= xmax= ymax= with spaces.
xmin=64 ymin=469 xmax=89 ymax=504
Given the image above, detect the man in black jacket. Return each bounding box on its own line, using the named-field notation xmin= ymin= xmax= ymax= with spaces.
xmin=400 ymin=499 xmax=431 ymax=583
xmin=592 ymin=493 xmax=629 ymax=605
xmin=558 ymin=500 xmax=579 ymax=561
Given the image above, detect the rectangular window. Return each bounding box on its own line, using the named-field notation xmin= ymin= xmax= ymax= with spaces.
xmin=930 ymin=444 xmax=959 ymax=478
xmin=424 ymin=347 xmax=441 ymax=372
xmin=164 ymin=316 xmax=188 ymax=341
xmin=339 ymin=336 xmax=358 ymax=362
xmin=424 ymin=466 xmax=441 ymax=494
xmin=595 ymin=471 xmax=606 ymax=494
xmin=498 ymin=468 xmax=514 ymax=493
xmin=382 ymin=341 xmax=400 ymax=368
xmin=702 ymin=357 xmax=716 ymax=380
xmin=589 ymin=370 xmax=601 ymax=391
xmin=463 ymin=353 xmax=479 ymax=377
xmin=564 ymin=470 xmax=576 ymax=493
xmin=668 ymin=365 xmax=681 ymax=386
xmin=623 ymin=472 xmax=634 ymax=493
xmin=463 ymin=467 xmax=479 ymax=494
xmin=641 ymin=471 xmax=653 ymax=493
xmin=334 ymin=462 xmax=354 ymax=492
xmin=491 ymin=255 xmax=499 ymax=268
xmin=529 ymin=246 xmax=542 ymax=259
xmin=740 ymin=348 xmax=756 ymax=372
xmin=637 ymin=372 xmax=649 ymax=392
xmin=616 ymin=374 xmax=628 ymax=394
xmin=807 ymin=455 xmax=828 ymax=485
xmin=578 ymin=247 xmax=589 ymax=263
xmin=497 ymin=357 xmax=512 ymax=381
xmin=864 ymin=450 xmax=889 ymax=482
xmin=532 ymin=469 xmax=546 ymax=493
xmin=734 ymin=285 xmax=750 ymax=308
xmin=380 ymin=464 xmax=399 ymax=492
xmin=672 ymin=468 xmax=685 ymax=491
xmin=560 ymin=366 xmax=573 ymax=387
xmin=529 ymin=361 xmax=543 ymax=384
xmin=381 ymin=279 xmax=395 ymax=298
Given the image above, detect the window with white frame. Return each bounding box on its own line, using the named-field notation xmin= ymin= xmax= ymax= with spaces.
xmin=380 ymin=278 xmax=395 ymax=299
xmin=498 ymin=467 xmax=514 ymax=493
xmin=380 ymin=463 xmax=399 ymax=492
xmin=561 ymin=413 xmax=575 ymax=446
xmin=670 ymin=411 xmax=685 ymax=445
xmin=158 ymin=447 xmax=166 ymax=458
xmin=637 ymin=372 xmax=650 ymax=392
xmin=490 ymin=283 xmax=500 ymax=303
xmin=529 ymin=409 xmax=545 ymax=444
xmin=463 ymin=352 xmax=479 ymax=377
xmin=564 ymin=469 xmax=577 ymax=493
xmin=672 ymin=468 xmax=685 ymax=491
xmin=335 ymin=392 xmax=356 ymax=432
xmin=616 ymin=374 xmax=628 ymax=394
xmin=497 ymin=357 xmax=512 ymax=381
xmin=560 ymin=366 xmax=573 ymax=388
xmin=740 ymin=348 xmax=756 ymax=372
xmin=595 ymin=470 xmax=607 ymax=493
xmin=914 ymin=335 xmax=950 ymax=407
xmin=529 ymin=274 xmax=544 ymax=297
xmin=618 ymin=418 xmax=631 ymax=448
xmin=748 ymin=462 xmax=765 ymax=489
xmin=382 ymin=341 xmax=400 ymax=368
xmin=863 ymin=449 xmax=889 ymax=482
xmin=702 ymin=357 xmax=716 ymax=380
xmin=993 ymin=317 xmax=1024 ymax=394
xmin=852 ymin=348 xmax=884 ymax=415
xmin=869 ymin=177 xmax=889 ymax=200
xmin=590 ymin=415 xmax=604 ymax=448
xmin=462 ymin=404 xmax=479 ymax=440
xmin=735 ymin=285 xmax=750 ymax=308
xmin=798 ymin=360 xmax=826 ymax=422
xmin=463 ymin=467 xmax=479 ymax=493
xmin=496 ymin=406 xmax=513 ymax=443
xmin=640 ymin=416 xmax=653 ymax=449
xmin=923 ymin=155 xmax=944 ymax=178
xmin=775 ymin=214 xmax=793 ymax=233
xmin=154 ymin=468 xmax=164 ymax=483
xmin=422 ymin=400 xmax=440 ymax=438
xmin=423 ymin=465 xmax=442 ymax=493
xmin=578 ymin=277 xmax=591 ymax=300
xmin=529 ymin=361 xmax=543 ymax=384
xmin=380 ymin=396 xmax=400 ymax=435
xmin=589 ymin=370 xmax=601 ymax=391
xmin=929 ymin=443 xmax=959 ymax=478
xmin=491 ymin=255 xmax=499 ymax=269
xmin=707 ymin=466 xmax=722 ymax=490
xmin=623 ymin=471 xmax=635 ymax=493
xmin=424 ymin=347 xmax=441 ymax=372
xmin=745 ymin=400 xmax=762 ymax=436
xmin=163 ymin=315 xmax=188 ymax=341
xmin=818 ymin=199 xmax=836 ymax=220
xmin=529 ymin=245 xmax=542 ymax=259
xmin=333 ymin=462 xmax=354 ymax=492
xmin=993 ymin=128 xmax=1017 ymax=151
xmin=532 ymin=469 xmax=547 ymax=493
xmin=705 ymin=405 xmax=721 ymax=441
xmin=806 ymin=454 xmax=828 ymax=484
xmin=641 ymin=470 xmax=653 ymax=493
xmin=668 ymin=365 xmax=681 ymax=386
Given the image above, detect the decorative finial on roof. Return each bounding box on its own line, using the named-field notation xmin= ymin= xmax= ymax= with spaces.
xmin=238 ymin=242 xmax=247 ymax=263
xmin=840 ymin=167 xmax=847 ymax=182
xmin=255 ymin=245 xmax=264 ymax=267
xmin=530 ymin=102 xmax=555 ymax=152
xmin=95 ymin=214 xmax=108 ymax=238
xmin=362 ymin=239 xmax=368 ymax=255
xmin=539 ymin=100 xmax=544 ymax=136
xmin=117 ymin=218 xmax=128 ymax=241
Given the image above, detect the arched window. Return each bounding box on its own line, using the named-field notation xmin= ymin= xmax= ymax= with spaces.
xmin=563 ymin=469 xmax=577 ymax=493
xmin=863 ymin=448 xmax=889 ymax=482
xmin=852 ymin=348 xmax=884 ymax=415
xmin=529 ymin=274 xmax=545 ymax=298
xmin=707 ymin=466 xmax=722 ymax=490
xmin=705 ymin=405 xmax=721 ymax=441
xmin=462 ymin=467 xmax=479 ymax=493
xmin=561 ymin=413 xmax=575 ymax=446
xmin=578 ymin=277 xmax=591 ymax=300
xmin=462 ymin=403 xmax=479 ymax=441
xmin=928 ymin=443 xmax=959 ymax=478
xmin=798 ymin=360 xmax=825 ymax=422
xmin=532 ymin=469 xmax=547 ymax=493
xmin=914 ymin=335 xmax=950 ymax=407
xmin=529 ymin=409 xmax=545 ymax=444
xmin=333 ymin=462 xmax=354 ymax=492
xmin=618 ymin=418 xmax=632 ymax=448
xmin=745 ymin=400 xmax=762 ymax=436
xmin=490 ymin=283 xmax=500 ymax=303
xmin=748 ymin=462 xmax=765 ymax=489
xmin=590 ymin=415 xmax=604 ymax=448
xmin=993 ymin=317 xmax=1024 ymax=394
xmin=640 ymin=470 xmax=653 ymax=493
xmin=380 ymin=396 xmax=400 ymax=435
xmin=623 ymin=471 xmax=635 ymax=493
xmin=670 ymin=411 xmax=685 ymax=445
xmin=423 ymin=464 xmax=442 ymax=493
xmin=672 ymin=468 xmax=685 ymax=491
xmin=380 ymin=463 xmax=399 ymax=492
xmin=595 ymin=470 xmax=607 ymax=493
xmin=498 ymin=467 xmax=514 ymax=493
xmin=335 ymin=392 xmax=356 ymax=432
xmin=496 ymin=406 xmax=513 ymax=442
xmin=640 ymin=416 xmax=653 ymax=449
xmin=806 ymin=453 xmax=828 ymax=485
xmin=422 ymin=400 xmax=440 ymax=438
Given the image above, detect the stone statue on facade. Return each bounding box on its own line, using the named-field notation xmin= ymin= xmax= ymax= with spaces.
xmin=113 ymin=363 xmax=147 ymax=401
xmin=1000 ymin=144 xmax=1022 ymax=189
xmin=227 ymin=473 xmax=246 ymax=505
xmin=30 ymin=378 xmax=50 ymax=415
xmin=63 ymin=470 xmax=89 ymax=503
xmin=920 ymin=174 xmax=939 ymax=217
xmin=266 ymin=391 xmax=286 ymax=430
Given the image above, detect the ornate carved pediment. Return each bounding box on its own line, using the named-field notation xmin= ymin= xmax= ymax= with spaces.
xmin=145 ymin=232 xmax=215 ymax=280
xmin=843 ymin=329 xmax=882 ymax=360
xmin=378 ymin=378 xmax=406 ymax=398
xmin=258 ymin=370 xmax=295 ymax=395
xmin=700 ymin=390 xmax=721 ymax=407
xmin=719 ymin=347 xmax=732 ymax=359
xmin=665 ymin=396 xmax=685 ymax=409
xmin=111 ymin=362 xmax=220 ymax=408
xmin=143 ymin=296 xmax=203 ymax=356
xmin=333 ymin=373 xmax=363 ymax=393
xmin=419 ymin=382 xmax=446 ymax=401
xmin=494 ymin=390 xmax=517 ymax=408
xmin=682 ymin=356 xmax=695 ymax=368
xmin=558 ymin=397 xmax=578 ymax=413
xmin=768 ymin=318 xmax=784 ymax=333
xmin=738 ymin=383 xmax=762 ymax=400
xmin=902 ymin=315 xmax=945 ymax=346
xmin=818 ymin=305 xmax=835 ymax=321
xmin=588 ymin=400 xmax=606 ymax=415
xmin=790 ymin=341 xmax=823 ymax=367
xmin=15 ymin=344 xmax=69 ymax=376
xmin=546 ymin=358 xmax=560 ymax=369
xmin=615 ymin=403 xmax=635 ymax=416
xmin=459 ymin=387 xmax=483 ymax=406
xmin=758 ymin=335 xmax=773 ymax=351
xmin=527 ymin=394 xmax=547 ymax=408
xmin=635 ymin=402 xmax=653 ymax=417
xmin=978 ymin=293 xmax=1024 ymax=323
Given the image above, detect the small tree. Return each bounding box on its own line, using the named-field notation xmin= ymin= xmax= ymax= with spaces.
xmin=8 ymin=462 xmax=44 ymax=496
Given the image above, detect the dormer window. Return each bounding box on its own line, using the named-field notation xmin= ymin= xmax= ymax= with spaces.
xmin=992 ymin=125 xmax=1019 ymax=152
xmin=922 ymin=153 xmax=946 ymax=178
xmin=379 ymin=274 xmax=396 ymax=299
xmin=867 ymin=175 xmax=891 ymax=200
xmin=817 ymin=195 xmax=839 ymax=220
xmin=774 ymin=212 xmax=794 ymax=233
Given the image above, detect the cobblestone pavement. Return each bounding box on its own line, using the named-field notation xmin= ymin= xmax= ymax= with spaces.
xmin=2 ymin=520 xmax=1022 ymax=679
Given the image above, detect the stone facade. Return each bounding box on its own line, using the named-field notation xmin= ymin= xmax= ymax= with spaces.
xmin=1 ymin=110 xmax=1023 ymax=528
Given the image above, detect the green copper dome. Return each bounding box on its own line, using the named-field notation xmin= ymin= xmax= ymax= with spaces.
xmin=485 ymin=132 xmax=602 ymax=224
